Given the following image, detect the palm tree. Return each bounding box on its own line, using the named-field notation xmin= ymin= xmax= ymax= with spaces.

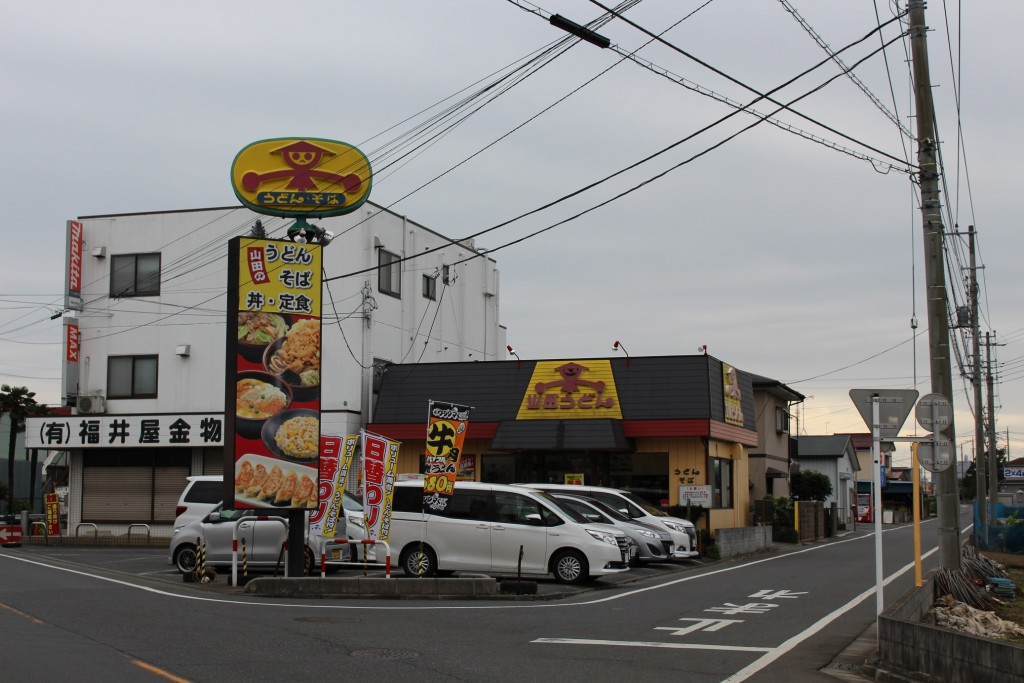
xmin=1 ymin=384 xmax=39 ymax=513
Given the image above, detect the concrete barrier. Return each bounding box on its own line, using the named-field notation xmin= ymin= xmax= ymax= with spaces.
xmin=876 ymin=575 xmax=1024 ymax=682
xmin=245 ymin=576 xmax=498 ymax=598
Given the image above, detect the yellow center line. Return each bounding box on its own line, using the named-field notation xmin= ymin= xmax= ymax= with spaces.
xmin=131 ymin=659 xmax=194 ymax=683
xmin=0 ymin=602 xmax=44 ymax=624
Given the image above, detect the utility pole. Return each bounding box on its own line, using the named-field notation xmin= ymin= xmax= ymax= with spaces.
xmin=909 ymin=0 xmax=961 ymax=568
xmin=986 ymin=332 xmax=999 ymax=511
xmin=968 ymin=225 xmax=986 ymax=532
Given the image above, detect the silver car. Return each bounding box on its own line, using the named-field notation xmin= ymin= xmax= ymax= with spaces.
xmin=168 ymin=504 xmax=350 ymax=575
xmin=552 ymin=493 xmax=674 ymax=564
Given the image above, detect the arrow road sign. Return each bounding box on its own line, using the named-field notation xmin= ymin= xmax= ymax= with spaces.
xmin=0 ymin=525 xmax=22 ymax=545
xmin=849 ymin=389 xmax=920 ymax=438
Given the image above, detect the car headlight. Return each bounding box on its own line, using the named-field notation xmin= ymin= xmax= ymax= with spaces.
xmin=662 ymin=519 xmax=687 ymax=533
xmin=347 ymin=515 xmax=366 ymax=530
xmin=634 ymin=528 xmax=658 ymax=539
xmin=586 ymin=528 xmax=618 ymax=546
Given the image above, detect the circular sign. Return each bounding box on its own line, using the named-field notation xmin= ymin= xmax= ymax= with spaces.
xmin=915 ymin=393 xmax=953 ymax=434
xmin=918 ymin=436 xmax=954 ymax=473
xmin=231 ymin=137 xmax=373 ymax=218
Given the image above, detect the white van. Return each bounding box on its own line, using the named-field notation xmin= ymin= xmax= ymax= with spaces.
xmin=386 ymin=480 xmax=632 ymax=584
xmin=518 ymin=484 xmax=699 ymax=559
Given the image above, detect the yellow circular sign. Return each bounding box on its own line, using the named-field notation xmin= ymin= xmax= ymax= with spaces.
xmin=231 ymin=137 xmax=372 ymax=218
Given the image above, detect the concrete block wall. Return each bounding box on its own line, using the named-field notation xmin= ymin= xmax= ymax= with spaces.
xmin=877 ymin=575 xmax=1024 ymax=682
xmin=715 ymin=526 xmax=772 ymax=559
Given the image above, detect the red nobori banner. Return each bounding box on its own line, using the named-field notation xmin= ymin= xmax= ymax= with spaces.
xmin=310 ymin=434 xmax=358 ymax=538
xmin=422 ymin=401 xmax=473 ymax=513
xmin=361 ymin=431 xmax=400 ymax=542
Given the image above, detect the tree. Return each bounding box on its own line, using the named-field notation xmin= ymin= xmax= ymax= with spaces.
xmin=1 ymin=384 xmax=40 ymax=513
xmin=791 ymin=469 xmax=833 ymax=502
xmin=958 ymin=446 xmax=1008 ymax=500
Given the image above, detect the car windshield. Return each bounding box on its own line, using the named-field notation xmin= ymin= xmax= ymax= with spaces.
xmin=343 ymin=491 xmax=363 ymax=511
xmin=619 ymin=490 xmax=667 ymax=516
xmin=574 ymin=496 xmax=631 ymax=523
xmin=556 ymin=497 xmax=611 ymax=524
xmin=535 ymin=491 xmax=590 ymax=524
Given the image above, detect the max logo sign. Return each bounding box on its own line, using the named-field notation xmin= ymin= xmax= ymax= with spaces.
xmin=231 ymin=137 xmax=372 ymax=218
xmin=517 ymin=360 xmax=623 ymax=420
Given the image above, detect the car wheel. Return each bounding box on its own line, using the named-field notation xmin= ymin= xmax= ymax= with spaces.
xmin=174 ymin=544 xmax=199 ymax=574
xmin=552 ymin=549 xmax=589 ymax=585
xmin=304 ymin=547 xmax=315 ymax=576
xmin=401 ymin=545 xmax=437 ymax=577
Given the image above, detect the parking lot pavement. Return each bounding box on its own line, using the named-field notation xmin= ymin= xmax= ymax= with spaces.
xmin=5 ymin=542 xmax=711 ymax=598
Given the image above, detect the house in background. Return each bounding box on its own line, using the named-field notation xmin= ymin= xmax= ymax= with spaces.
xmin=794 ymin=434 xmax=860 ymax=525
xmin=748 ymin=374 xmax=804 ymax=500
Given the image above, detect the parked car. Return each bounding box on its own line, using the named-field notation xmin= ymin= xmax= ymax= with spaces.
xmin=172 ymin=475 xmax=368 ymax=552
xmin=168 ymin=503 xmax=350 ymax=575
xmin=173 ymin=475 xmax=224 ymax=530
xmin=518 ymin=483 xmax=700 ymax=559
xmin=387 ymin=480 xmax=632 ymax=584
xmin=550 ymin=493 xmax=674 ymax=564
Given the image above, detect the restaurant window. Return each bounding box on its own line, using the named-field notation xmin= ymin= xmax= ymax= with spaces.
xmin=775 ymin=407 xmax=790 ymax=433
xmin=378 ymin=249 xmax=401 ymax=298
xmin=108 ymin=355 xmax=158 ymax=398
xmin=710 ymin=457 xmax=733 ymax=509
xmin=111 ymin=253 xmax=161 ymax=297
xmin=422 ymin=273 xmax=437 ymax=300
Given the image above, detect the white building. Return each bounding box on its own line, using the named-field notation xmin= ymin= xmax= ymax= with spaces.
xmin=26 ymin=205 xmax=505 ymax=536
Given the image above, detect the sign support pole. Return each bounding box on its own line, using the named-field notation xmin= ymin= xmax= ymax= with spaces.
xmin=872 ymin=396 xmax=884 ymax=616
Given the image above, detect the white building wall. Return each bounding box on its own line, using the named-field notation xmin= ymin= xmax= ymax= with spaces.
xmin=71 ymin=205 xmax=503 ymax=430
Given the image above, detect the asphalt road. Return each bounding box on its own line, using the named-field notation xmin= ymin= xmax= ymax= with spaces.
xmin=0 ymin=518 xmax=945 ymax=683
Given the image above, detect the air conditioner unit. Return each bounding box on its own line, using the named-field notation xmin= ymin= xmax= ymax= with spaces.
xmin=77 ymin=395 xmax=106 ymax=415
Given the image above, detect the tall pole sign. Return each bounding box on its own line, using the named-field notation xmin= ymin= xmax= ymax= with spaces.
xmin=227 ymin=137 xmax=372 ymax=577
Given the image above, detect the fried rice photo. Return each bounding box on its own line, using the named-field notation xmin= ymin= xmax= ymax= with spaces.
xmin=273 ymin=415 xmax=319 ymax=459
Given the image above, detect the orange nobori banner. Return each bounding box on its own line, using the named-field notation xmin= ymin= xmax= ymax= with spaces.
xmin=361 ymin=431 xmax=400 ymax=542
xmin=422 ymin=401 xmax=473 ymax=513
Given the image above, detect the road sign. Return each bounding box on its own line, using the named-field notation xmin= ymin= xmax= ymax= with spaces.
xmin=849 ymin=389 xmax=920 ymax=437
xmin=0 ymin=525 xmax=22 ymax=546
xmin=918 ymin=436 xmax=954 ymax=473
xmin=915 ymin=393 xmax=953 ymax=434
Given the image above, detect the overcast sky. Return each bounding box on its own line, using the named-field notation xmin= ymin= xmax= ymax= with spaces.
xmin=3 ymin=1 xmax=1021 ymax=468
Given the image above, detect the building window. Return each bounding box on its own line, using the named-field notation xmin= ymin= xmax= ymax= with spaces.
xmin=775 ymin=407 xmax=790 ymax=433
xmin=111 ymin=253 xmax=161 ymax=297
xmin=422 ymin=273 xmax=437 ymax=300
xmin=107 ymin=355 xmax=158 ymax=398
xmin=710 ymin=457 xmax=733 ymax=509
xmin=378 ymin=250 xmax=401 ymax=298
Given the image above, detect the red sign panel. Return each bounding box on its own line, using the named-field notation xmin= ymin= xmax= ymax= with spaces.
xmin=0 ymin=526 xmax=22 ymax=545
xmin=66 ymin=322 xmax=79 ymax=363
xmin=45 ymin=493 xmax=60 ymax=535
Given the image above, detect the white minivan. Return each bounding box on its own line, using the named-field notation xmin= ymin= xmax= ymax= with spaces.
xmin=519 ymin=484 xmax=700 ymax=559
xmin=386 ymin=480 xmax=632 ymax=584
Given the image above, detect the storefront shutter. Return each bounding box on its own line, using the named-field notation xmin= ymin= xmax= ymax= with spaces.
xmin=154 ymin=466 xmax=190 ymax=521
xmin=82 ymin=467 xmax=151 ymax=521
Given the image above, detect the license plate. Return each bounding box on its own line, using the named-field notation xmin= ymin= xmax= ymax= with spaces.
xmin=331 ymin=549 xmax=341 ymax=560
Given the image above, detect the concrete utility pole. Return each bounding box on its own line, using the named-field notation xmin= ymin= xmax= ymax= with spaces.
xmin=969 ymin=226 xmax=986 ymax=532
xmin=986 ymin=332 xmax=999 ymax=511
xmin=908 ymin=0 xmax=961 ymax=569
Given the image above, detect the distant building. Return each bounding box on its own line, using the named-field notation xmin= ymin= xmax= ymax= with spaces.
xmin=748 ymin=374 xmax=804 ymax=500
xmin=794 ymin=434 xmax=860 ymax=524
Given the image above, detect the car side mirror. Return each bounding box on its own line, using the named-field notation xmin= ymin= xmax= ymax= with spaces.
xmin=207 ymin=512 xmax=222 ymax=523
xmin=525 ymin=513 xmax=544 ymax=526
xmin=585 ymin=513 xmax=602 ymax=522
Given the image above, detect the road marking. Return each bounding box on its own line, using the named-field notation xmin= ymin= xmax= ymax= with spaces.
xmin=131 ymin=659 xmax=194 ymax=683
xmin=532 ymin=637 xmax=772 ymax=653
xmin=0 ymin=602 xmax=44 ymax=624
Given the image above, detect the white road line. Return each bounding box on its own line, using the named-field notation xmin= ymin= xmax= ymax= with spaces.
xmin=532 ymin=638 xmax=772 ymax=653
